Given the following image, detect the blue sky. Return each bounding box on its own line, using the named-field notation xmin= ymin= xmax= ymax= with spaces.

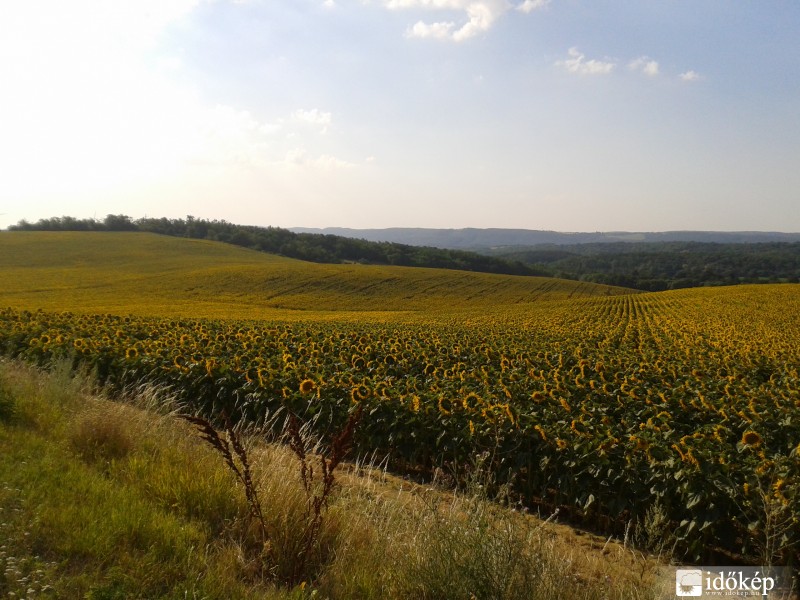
xmin=1 ymin=1 xmax=798 ymax=231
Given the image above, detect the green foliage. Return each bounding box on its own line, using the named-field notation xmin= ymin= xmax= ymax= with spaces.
xmin=493 ymin=241 xmax=800 ymax=290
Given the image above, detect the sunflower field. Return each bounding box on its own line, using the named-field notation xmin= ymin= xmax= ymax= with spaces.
xmin=1 ymin=283 xmax=799 ymax=564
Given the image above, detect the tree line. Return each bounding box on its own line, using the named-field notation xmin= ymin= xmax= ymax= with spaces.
xmin=492 ymin=241 xmax=800 ymax=290
xmin=11 ymin=216 xmax=799 ymax=290
xmin=9 ymin=215 xmax=542 ymax=277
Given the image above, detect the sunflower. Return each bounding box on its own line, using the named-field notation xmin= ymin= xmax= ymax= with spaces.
xmin=570 ymin=419 xmax=586 ymax=436
xmin=741 ymin=430 xmax=762 ymax=447
xmin=299 ymin=379 xmax=316 ymax=394
xmin=244 ymin=367 xmax=257 ymax=383
xmin=462 ymin=392 xmax=481 ymax=411
xmin=438 ymin=396 xmax=454 ymax=416
xmin=629 ymin=435 xmax=647 ymax=451
xmin=351 ymin=384 xmax=370 ymax=402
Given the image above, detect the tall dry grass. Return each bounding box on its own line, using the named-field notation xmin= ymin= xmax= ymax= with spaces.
xmin=0 ymin=358 xmax=666 ymax=598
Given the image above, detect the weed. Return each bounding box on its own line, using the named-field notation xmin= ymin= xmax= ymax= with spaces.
xmin=283 ymin=405 xmax=362 ymax=587
xmin=181 ymin=406 xmax=362 ymax=588
xmin=179 ymin=413 xmax=277 ymax=579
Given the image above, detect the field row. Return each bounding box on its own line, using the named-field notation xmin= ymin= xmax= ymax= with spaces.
xmin=1 ymin=284 xmax=799 ymax=562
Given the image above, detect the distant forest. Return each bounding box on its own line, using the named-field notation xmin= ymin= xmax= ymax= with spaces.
xmin=8 ymin=215 xmax=540 ymax=277
xmin=9 ymin=215 xmax=800 ymax=290
xmin=490 ymin=242 xmax=800 ymax=290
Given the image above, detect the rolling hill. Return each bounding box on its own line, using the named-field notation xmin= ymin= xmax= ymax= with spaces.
xmin=0 ymin=231 xmax=632 ymax=319
xmin=2 ymin=229 xmax=800 ymax=571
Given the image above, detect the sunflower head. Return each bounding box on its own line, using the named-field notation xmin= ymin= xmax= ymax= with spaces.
xmin=299 ymin=379 xmax=316 ymax=395
xmin=741 ymin=430 xmax=762 ymax=446
xmin=462 ymin=392 xmax=481 ymax=411
xmin=351 ymin=384 xmax=370 ymax=402
xmin=438 ymin=396 xmax=454 ymax=416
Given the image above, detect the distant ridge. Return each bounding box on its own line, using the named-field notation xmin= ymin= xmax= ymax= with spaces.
xmin=289 ymin=228 xmax=800 ymax=249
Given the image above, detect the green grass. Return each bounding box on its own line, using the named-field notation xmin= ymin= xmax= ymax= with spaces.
xmin=0 ymin=359 xmax=665 ymax=599
xmin=0 ymin=231 xmax=633 ymax=319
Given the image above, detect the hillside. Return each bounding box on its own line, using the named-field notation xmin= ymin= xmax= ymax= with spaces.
xmin=0 ymin=232 xmax=631 ymax=319
xmin=291 ymin=226 xmax=800 ymax=248
xmin=291 ymin=229 xmax=800 ymax=291
xmin=491 ymin=241 xmax=800 ymax=290
xmin=9 ymin=216 xmax=543 ymax=278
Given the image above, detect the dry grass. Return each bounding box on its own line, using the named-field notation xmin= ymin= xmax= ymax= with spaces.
xmin=0 ymin=358 xmax=668 ymax=599
xmin=70 ymin=406 xmax=134 ymax=463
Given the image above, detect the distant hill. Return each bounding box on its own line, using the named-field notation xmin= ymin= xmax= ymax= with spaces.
xmin=13 ymin=218 xmax=799 ymax=293
xmin=9 ymin=215 xmax=541 ymax=278
xmin=489 ymin=241 xmax=800 ymax=291
xmin=290 ymin=227 xmax=800 ymax=249
xmin=0 ymin=232 xmax=631 ymax=319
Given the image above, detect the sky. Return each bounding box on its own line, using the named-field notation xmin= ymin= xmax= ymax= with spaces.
xmin=1 ymin=1 xmax=799 ymax=232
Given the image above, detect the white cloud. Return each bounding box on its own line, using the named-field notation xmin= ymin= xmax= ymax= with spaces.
xmin=407 ymin=20 xmax=455 ymax=39
xmin=292 ymin=108 xmax=333 ymax=134
xmin=629 ymin=56 xmax=659 ymax=77
xmin=556 ymin=47 xmax=615 ymax=75
xmin=680 ymin=70 xmax=702 ymax=82
xmin=387 ymin=0 xmax=540 ymax=42
xmin=322 ymin=0 xmax=336 ymax=8
xmin=517 ymin=0 xmax=549 ymax=13
xmin=453 ymin=2 xmax=498 ymax=41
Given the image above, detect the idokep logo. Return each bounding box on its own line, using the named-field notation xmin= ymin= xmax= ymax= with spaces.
xmin=675 ymin=569 xmax=703 ymax=596
xmin=670 ymin=566 xmax=792 ymax=598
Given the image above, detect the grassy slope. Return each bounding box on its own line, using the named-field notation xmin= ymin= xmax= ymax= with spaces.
xmin=0 ymin=360 xmax=664 ymax=599
xmin=0 ymin=232 xmax=633 ymax=319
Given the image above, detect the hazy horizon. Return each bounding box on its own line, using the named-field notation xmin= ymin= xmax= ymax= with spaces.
xmin=2 ymin=2 xmax=799 ymax=232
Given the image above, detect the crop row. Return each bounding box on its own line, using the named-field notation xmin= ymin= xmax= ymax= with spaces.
xmin=1 ymin=286 xmax=799 ymax=562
